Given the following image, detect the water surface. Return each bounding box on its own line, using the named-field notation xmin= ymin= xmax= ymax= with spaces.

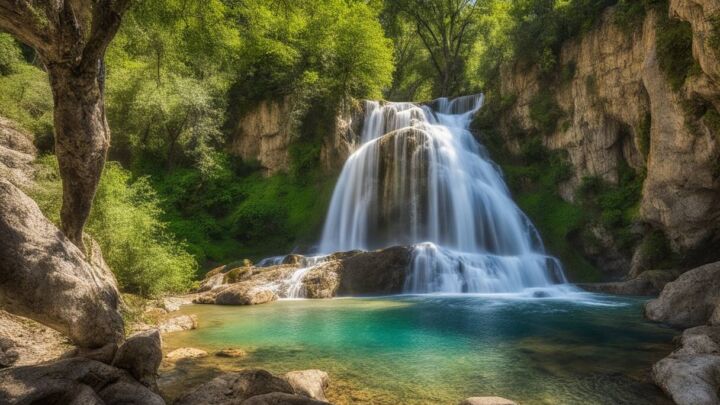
xmin=159 ymin=294 xmax=675 ymax=404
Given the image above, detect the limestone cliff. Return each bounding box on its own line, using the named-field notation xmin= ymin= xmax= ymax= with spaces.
xmin=229 ymin=98 xmax=364 ymax=175
xmin=492 ymin=3 xmax=720 ymax=277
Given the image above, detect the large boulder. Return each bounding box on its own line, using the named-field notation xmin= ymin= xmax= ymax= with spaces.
xmin=174 ymin=369 xmax=296 ymax=405
xmin=0 ymin=357 xmax=165 ymax=405
xmin=283 ymin=370 xmax=330 ymax=401
xmin=646 ymin=261 xmax=720 ymax=328
xmin=0 ymin=179 xmax=124 ymax=348
xmin=302 ymin=262 xmax=341 ymax=299
xmin=336 ymin=246 xmax=412 ymax=295
xmin=652 ymin=325 xmax=720 ymax=405
xmin=195 ymin=283 xmax=278 ymax=306
xmin=158 ymin=314 xmax=198 ymax=333
xmin=112 ymin=329 xmax=163 ymax=392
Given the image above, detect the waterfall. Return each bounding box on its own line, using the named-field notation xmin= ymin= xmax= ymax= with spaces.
xmin=318 ymin=94 xmax=568 ymax=293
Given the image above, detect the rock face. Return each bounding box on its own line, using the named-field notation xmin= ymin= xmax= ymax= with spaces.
xmin=495 ymin=5 xmax=720 ymax=276
xmin=578 ymin=269 xmax=681 ymax=296
xmin=229 ymin=97 xmax=363 ymax=175
xmin=0 ymin=178 xmax=124 ymax=348
xmin=335 ymin=246 xmax=411 ymax=295
xmin=646 ymin=261 xmax=720 ymax=328
xmin=652 ymin=325 xmax=720 ymax=405
xmin=0 ymin=310 xmax=73 ymax=368
xmin=0 ymin=357 xmax=165 ymax=405
xmin=0 ymin=117 xmax=36 ymax=189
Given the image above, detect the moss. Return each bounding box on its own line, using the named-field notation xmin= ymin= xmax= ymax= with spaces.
xmin=656 ymin=13 xmax=696 ymax=92
xmin=639 ymin=230 xmax=676 ymax=269
xmin=529 ymin=90 xmax=564 ymax=135
xmin=702 ymin=108 xmax=720 ymax=141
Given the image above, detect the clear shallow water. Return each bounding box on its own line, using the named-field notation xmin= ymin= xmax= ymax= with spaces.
xmin=159 ymin=294 xmax=675 ymax=405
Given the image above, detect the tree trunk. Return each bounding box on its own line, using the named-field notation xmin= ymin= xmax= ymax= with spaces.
xmin=48 ymin=63 xmax=110 ymax=249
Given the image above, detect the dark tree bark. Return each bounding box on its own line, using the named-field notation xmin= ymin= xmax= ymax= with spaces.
xmin=0 ymin=0 xmax=131 ymax=249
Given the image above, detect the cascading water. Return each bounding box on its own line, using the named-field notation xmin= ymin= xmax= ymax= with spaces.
xmin=318 ymin=95 xmax=568 ymax=294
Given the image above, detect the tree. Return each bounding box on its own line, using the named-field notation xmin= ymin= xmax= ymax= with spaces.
xmin=0 ymin=1 xmax=131 ymax=248
xmin=398 ymin=0 xmax=482 ymax=97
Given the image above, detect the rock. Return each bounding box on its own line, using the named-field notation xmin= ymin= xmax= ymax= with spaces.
xmin=196 ymin=283 xmax=279 ymax=306
xmin=337 ymin=246 xmax=412 ymax=295
xmin=166 ymin=347 xmax=208 ymax=361
xmin=0 ymin=357 xmax=164 ymax=405
xmin=161 ymin=296 xmax=194 ymax=312
xmin=283 ymin=370 xmax=330 ymax=401
xmin=216 ymin=348 xmax=248 ymax=358
xmin=159 ymin=314 xmax=198 ymax=333
xmin=75 ymin=343 xmax=118 ymax=364
xmin=112 ymin=329 xmax=162 ymax=392
xmin=646 ymin=261 xmax=720 ymax=328
xmin=0 ymin=117 xmax=35 ymax=189
xmin=0 ymin=179 xmax=124 ymax=348
xmin=175 ymin=369 xmax=295 ymax=405
xmin=241 ymin=392 xmax=331 ymax=405
xmin=652 ymin=325 xmax=720 ymax=405
xmin=198 ymin=273 xmax=226 ymax=292
xmin=0 ymin=309 xmax=73 ymax=368
xmin=459 ymin=397 xmax=518 ymax=405
xmin=578 ymin=269 xmax=682 ymax=296
xmin=302 ymin=262 xmax=341 ymax=299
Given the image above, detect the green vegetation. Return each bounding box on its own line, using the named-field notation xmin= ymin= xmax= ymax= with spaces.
xmin=656 ymin=13 xmax=696 ymax=91
xmin=32 ymin=156 xmax=196 ymax=297
xmin=638 ymin=229 xmax=676 ymax=270
xmin=529 ymin=91 xmax=565 ymax=135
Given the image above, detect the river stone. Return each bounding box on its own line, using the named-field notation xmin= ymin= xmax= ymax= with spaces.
xmin=283 ymin=370 xmax=330 ymax=401
xmin=216 ymin=348 xmax=248 ymax=358
xmin=0 ymin=179 xmax=125 ymax=349
xmin=241 ymin=392 xmax=331 ymax=404
xmin=159 ymin=314 xmax=198 ymax=333
xmin=166 ymin=347 xmax=208 ymax=361
xmin=213 ymin=284 xmax=278 ymax=305
xmin=645 ymin=261 xmax=720 ymax=328
xmin=112 ymin=329 xmax=162 ymax=392
xmin=174 ymin=369 xmax=295 ymax=405
xmin=459 ymin=397 xmax=517 ymax=405
xmin=0 ymin=357 xmax=164 ymax=405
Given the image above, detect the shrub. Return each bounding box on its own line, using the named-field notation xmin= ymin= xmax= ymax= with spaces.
xmin=0 ymin=33 xmax=22 ymax=75
xmin=656 ymin=14 xmax=696 ymax=91
xmin=529 ymin=91 xmax=565 ymax=135
xmin=33 ymin=156 xmax=197 ymax=297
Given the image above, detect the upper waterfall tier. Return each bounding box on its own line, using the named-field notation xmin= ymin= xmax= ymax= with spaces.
xmin=317 ymin=94 xmax=567 ymax=293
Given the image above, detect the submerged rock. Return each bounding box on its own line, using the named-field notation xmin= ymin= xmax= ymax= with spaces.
xmin=0 ymin=357 xmax=164 ymax=405
xmin=652 ymin=325 xmax=720 ymax=405
xmin=158 ymin=314 xmax=198 ymax=333
xmin=283 ymin=370 xmax=330 ymax=401
xmin=166 ymin=347 xmax=208 ymax=361
xmin=216 ymin=348 xmax=248 ymax=358
xmin=242 ymin=392 xmax=330 ymax=405
xmin=460 ymin=397 xmax=517 ymax=405
xmin=646 ymin=261 xmax=720 ymax=328
xmin=0 ymin=179 xmax=124 ymax=349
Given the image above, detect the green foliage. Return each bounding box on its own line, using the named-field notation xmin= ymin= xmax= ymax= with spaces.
xmin=33 ymin=156 xmax=197 ymax=297
xmin=613 ymin=0 xmax=666 ymax=30
xmin=0 ymin=33 xmax=22 ymax=75
xmin=529 ymin=91 xmax=565 ymax=135
xmin=577 ymin=162 xmax=645 ymax=252
xmin=0 ymin=43 xmax=53 ymax=149
xmin=656 ymin=14 xmax=696 ymax=91
xmin=639 ymin=230 xmax=675 ymax=270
